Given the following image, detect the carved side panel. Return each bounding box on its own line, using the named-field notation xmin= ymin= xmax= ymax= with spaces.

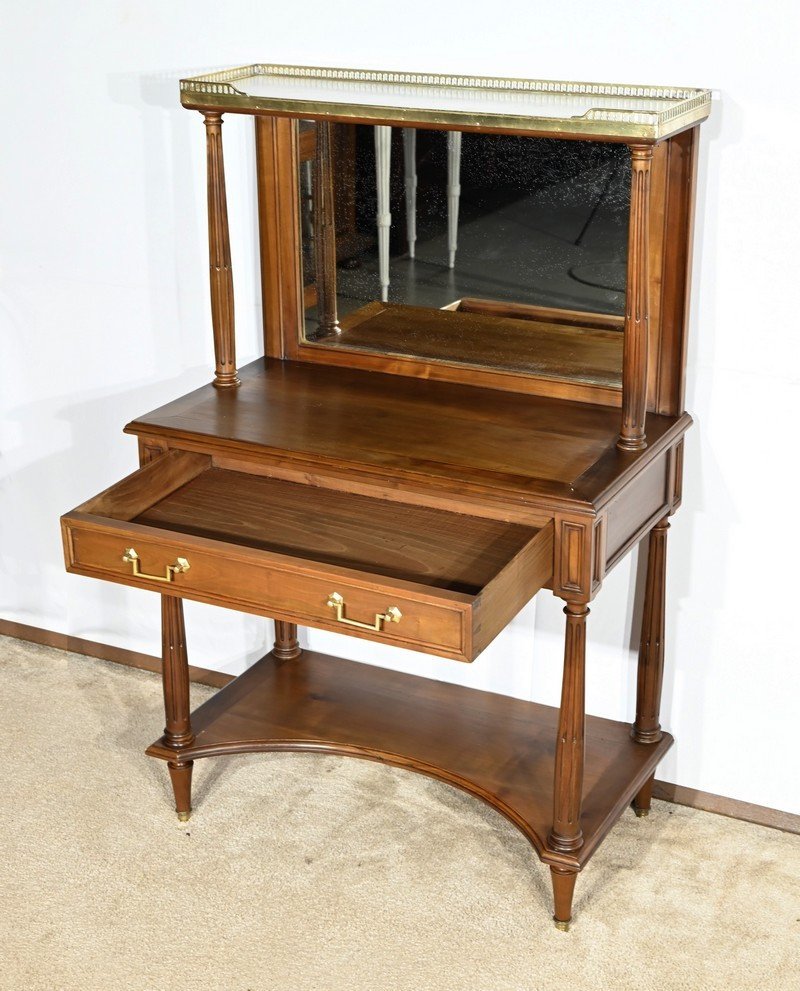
xmin=604 ymin=454 xmax=670 ymax=570
xmin=554 ymin=515 xmax=605 ymax=602
xmin=669 ymin=438 xmax=685 ymax=512
xmin=559 ymin=522 xmax=586 ymax=596
xmin=255 ymin=116 xmax=304 ymax=359
xmin=138 ymin=436 xmax=169 ymax=467
xmin=591 ymin=516 xmax=607 ymax=595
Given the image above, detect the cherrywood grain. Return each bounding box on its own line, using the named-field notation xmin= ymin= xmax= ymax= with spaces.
xmin=63 ymin=516 xmax=474 ymax=659
xmin=472 ymin=519 xmax=553 ymax=654
xmin=62 ymin=463 xmax=553 ymax=662
xmin=255 ymin=116 xmax=304 ymax=359
xmin=72 ymin=450 xmax=210 ymax=521
xmin=125 ymin=359 xmax=687 ymax=510
xmin=135 ymin=468 xmax=538 ymax=593
xmin=145 ymin=647 xmax=674 ymax=869
xmin=603 ymin=454 xmax=669 ymax=564
xmin=652 ymin=127 xmax=700 ymax=416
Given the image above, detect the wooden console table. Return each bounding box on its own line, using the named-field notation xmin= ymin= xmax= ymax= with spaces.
xmin=62 ymin=65 xmax=711 ymax=930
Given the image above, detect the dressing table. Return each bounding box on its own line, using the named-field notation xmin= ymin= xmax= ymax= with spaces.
xmin=61 ymin=65 xmax=711 ymax=930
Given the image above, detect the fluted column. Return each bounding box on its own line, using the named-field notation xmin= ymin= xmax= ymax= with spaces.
xmin=632 ymin=518 xmax=669 ymax=744
xmin=203 ymin=112 xmax=239 ymax=388
xmin=548 ymin=602 xmax=588 ymax=853
xmin=273 ymin=621 xmax=301 ymax=662
xmin=618 ymin=144 xmax=653 ymax=451
xmin=313 ymin=121 xmax=340 ymax=337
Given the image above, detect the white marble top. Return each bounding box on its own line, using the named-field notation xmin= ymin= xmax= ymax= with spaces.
xmin=180 ymin=64 xmax=711 ymax=140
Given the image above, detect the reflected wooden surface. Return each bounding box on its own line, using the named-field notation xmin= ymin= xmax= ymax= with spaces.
xmin=329 ymin=301 xmax=624 ymax=388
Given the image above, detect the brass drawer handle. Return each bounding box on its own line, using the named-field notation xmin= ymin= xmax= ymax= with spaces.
xmin=326 ymin=592 xmax=402 ymax=632
xmin=122 ymin=547 xmax=190 ymax=584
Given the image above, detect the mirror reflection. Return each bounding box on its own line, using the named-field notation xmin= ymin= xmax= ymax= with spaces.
xmin=299 ymin=124 xmax=630 ymax=387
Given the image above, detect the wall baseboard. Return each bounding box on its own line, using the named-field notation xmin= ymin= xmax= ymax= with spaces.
xmin=3 ymin=618 xmax=798 ymax=835
xmin=0 ymin=619 xmax=231 ymax=689
xmin=650 ymin=781 xmax=799 ymax=834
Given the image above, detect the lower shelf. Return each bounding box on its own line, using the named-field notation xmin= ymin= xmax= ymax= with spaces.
xmin=147 ymin=649 xmax=672 ymax=869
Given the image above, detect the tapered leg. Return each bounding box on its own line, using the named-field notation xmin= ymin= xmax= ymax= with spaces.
xmin=161 ymin=596 xmax=195 ymax=821
xmin=547 ymin=602 xmax=589 ymax=929
xmin=548 ymin=602 xmax=588 ymax=854
xmin=273 ymin=621 xmax=301 ymax=662
xmin=546 ymin=601 xmax=588 ymax=929
xmin=168 ymin=761 xmax=193 ymax=822
xmin=374 ymin=125 xmax=392 ymax=301
xmin=632 ymin=518 xmax=669 ymax=745
xmin=550 ymin=866 xmax=578 ymax=931
xmin=630 ymin=518 xmax=669 ymax=817
xmin=632 ymin=773 xmax=655 ymax=818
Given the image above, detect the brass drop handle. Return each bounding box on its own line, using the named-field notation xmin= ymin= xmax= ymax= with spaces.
xmin=326 ymin=592 xmax=402 ymax=632
xmin=122 ymin=547 xmax=190 ymax=584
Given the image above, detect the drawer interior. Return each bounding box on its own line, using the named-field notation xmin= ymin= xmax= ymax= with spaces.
xmin=133 ymin=466 xmax=538 ymax=594
xmin=64 ymin=451 xmax=554 ymax=660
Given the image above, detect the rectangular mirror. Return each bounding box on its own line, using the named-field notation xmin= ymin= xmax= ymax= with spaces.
xmin=298 ymin=123 xmax=630 ymax=389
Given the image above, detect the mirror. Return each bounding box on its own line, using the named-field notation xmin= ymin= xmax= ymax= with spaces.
xmin=298 ymin=123 xmax=630 ymax=388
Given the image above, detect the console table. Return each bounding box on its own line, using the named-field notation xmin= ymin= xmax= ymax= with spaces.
xmin=62 ymin=65 xmax=711 ymax=930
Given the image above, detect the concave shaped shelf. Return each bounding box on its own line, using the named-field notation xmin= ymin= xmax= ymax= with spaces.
xmin=147 ymin=649 xmax=673 ymax=868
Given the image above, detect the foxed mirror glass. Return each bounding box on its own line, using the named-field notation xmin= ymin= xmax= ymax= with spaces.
xmin=298 ymin=123 xmax=630 ymax=388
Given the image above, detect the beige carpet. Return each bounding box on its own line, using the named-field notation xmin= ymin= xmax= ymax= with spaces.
xmin=1 ymin=636 xmax=798 ymax=991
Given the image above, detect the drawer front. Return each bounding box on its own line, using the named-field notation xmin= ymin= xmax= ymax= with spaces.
xmin=65 ymin=522 xmax=470 ymax=660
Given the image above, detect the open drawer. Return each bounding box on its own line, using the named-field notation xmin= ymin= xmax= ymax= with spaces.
xmin=61 ymin=451 xmax=553 ymax=662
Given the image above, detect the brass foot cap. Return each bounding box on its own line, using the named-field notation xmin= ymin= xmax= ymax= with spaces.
xmin=177 ymin=811 xmax=191 ymax=822
xmin=634 ymin=808 xmax=650 ymax=818
xmin=553 ymin=918 xmax=571 ymax=932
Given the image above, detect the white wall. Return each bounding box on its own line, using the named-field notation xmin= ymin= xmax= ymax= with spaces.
xmin=2 ymin=1 xmax=798 ymax=815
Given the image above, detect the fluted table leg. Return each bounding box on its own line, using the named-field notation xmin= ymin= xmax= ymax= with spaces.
xmin=161 ymin=596 xmax=195 ymax=821
xmin=632 ymin=517 xmax=670 ymax=816
xmin=548 ymin=601 xmax=588 ymax=929
xmin=273 ymin=621 xmax=301 ymax=662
